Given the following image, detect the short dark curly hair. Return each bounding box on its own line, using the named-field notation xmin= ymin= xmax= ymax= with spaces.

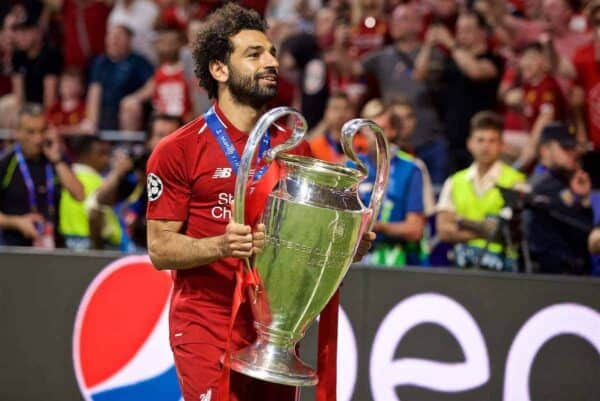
xmin=193 ymin=3 xmax=266 ymax=99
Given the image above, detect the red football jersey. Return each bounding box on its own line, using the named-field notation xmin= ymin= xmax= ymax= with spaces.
xmin=46 ymin=100 xmax=86 ymax=127
xmin=573 ymin=42 xmax=600 ymax=149
xmin=350 ymin=17 xmax=387 ymax=57
xmin=61 ymin=0 xmax=110 ymax=69
xmin=153 ymin=63 xmax=192 ymax=119
xmin=522 ymin=74 xmax=566 ymax=128
xmin=146 ymin=104 xmax=312 ymax=348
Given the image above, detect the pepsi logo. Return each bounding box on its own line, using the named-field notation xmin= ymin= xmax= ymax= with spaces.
xmin=73 ymin=255 xmax=182 ymax=401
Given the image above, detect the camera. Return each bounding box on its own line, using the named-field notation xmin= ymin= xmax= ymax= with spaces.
xmin=119 ymin=144 xmax=150 ymax=173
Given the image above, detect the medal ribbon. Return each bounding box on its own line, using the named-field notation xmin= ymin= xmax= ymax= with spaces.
xmin=204 ymin=106 xmax=270 ymax=180
xmin=14 ymin=144 xmax=55 ymax=221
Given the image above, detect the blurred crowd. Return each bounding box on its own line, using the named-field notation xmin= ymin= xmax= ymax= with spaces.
xmin=0 ymin=0 xmax=599 ymax=275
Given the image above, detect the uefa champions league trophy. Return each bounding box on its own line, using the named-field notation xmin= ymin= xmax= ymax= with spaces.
xmin=230 ymin=107 xmax=390 ymax=386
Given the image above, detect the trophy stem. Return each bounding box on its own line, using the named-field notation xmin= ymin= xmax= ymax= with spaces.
xmin=229 ymin=327 xmax=318 ymax=386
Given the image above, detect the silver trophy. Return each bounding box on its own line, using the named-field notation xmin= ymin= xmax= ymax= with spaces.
xmin=231 ymin=107 xmax=390 ymax=386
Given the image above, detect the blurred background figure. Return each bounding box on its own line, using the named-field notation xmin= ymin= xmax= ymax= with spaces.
xmin=12 ymin=10 xmax=62 ymax=111
xmin=499 ymin=42 xmax=567 ymax=166
xmin=0 ymin=9 xmax=18 ymax=129
xmin=58 ymin=136 xmax=123 ymax=250
xmin=589 ymin=191 xmax=600 ymax=275
xmin=85 ymin=24 xmax=154 ymax=131
xmin=361 ymin=4 xmax=447 ymax=186
xmin=108 ymin=0 xmax=159 ymax=63
xmin=46 ymin=69 xmax=87 ymax=136
xmin=524 ymin=123 xmax=594 ymax=274
xmin=416 ymin=10 xmax=503 ymax=172
xmin=354 ymin=97 xmax=428 ymax=267
xmin=326 ymin=16 xmax=371 ymax=108
xmin=57 ymin=0 xmax=111 ymax=71
xmin=280 ymin=30 xmax=329 ymax=129
xmin=119 ymin=27 xmax=193 ymax=126
xmin=572 ymin=0 xmax=600 ymax=152
xmin=181 ymin=19 xmax=211 ymax=115
xmin=91 ymin=113 xmax=181 ymax=250
xmin=308 ymin=91 xmax=366 ymax=163
xmin=436 ymin=111 xmax=526 ymax=271
xmin=349 ymin=0 xmax=387 ymax=57
xmin=0 ymin=104 xmax=83 ymax=248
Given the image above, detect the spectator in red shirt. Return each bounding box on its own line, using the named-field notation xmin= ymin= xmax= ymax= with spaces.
xmin=483 ymin=0 xmax=590 ymax=94
xmin=58 ymin=0 xmax=111 ymax=70
xmin=572 ymin=0 xmax=600 ymax=150
xmin=121 ymin=28 xmax=192 ymax=123
xmin=501 ymin=43 xmax=566 ymax=132
xmin=326 ymin=18 xmax=371 ymax=108
xmin=46 ymin=69 xmax=87 ymax=135
xmin=349 ymin=0 xmax=387 ymax=56
xmin=156 ymin=0 xmax=189 ymax=31
xmin=152 ymin=28 xmax=192 ymax=120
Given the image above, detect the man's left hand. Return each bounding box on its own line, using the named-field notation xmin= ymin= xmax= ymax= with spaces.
xmin=353 ymin=231 xmax=376 ymax=262
xmin=252 ymin=223 xmax=266 ymax=255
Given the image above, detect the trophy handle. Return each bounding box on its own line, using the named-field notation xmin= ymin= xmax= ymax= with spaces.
xmin=234 ymin=106 xmax=308 ymax=225
xmin=341 ymin=119 xmax=390 ymax=230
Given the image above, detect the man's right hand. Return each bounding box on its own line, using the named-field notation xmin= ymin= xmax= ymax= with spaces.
xmin=11 ymin=213 xmax=43 ymax=239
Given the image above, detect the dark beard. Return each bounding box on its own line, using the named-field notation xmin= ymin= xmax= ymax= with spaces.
xmin=227 ymin=65 xmax=278 ymax=110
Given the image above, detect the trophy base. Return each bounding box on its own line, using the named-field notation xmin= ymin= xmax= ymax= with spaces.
xmin=229 ymin=340 xmax=318 ymax=387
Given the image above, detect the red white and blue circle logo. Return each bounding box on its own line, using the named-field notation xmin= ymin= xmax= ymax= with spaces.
xmin=73 ymin=255 xmax=182 ymax=401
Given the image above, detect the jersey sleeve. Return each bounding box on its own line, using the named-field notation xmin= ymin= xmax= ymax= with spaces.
xmin=146 ymin=139 xmax=190 ymax=221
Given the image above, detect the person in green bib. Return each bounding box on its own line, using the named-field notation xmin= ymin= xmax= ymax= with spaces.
xmin=436 ymin=111 xmax=526 ymax=271
xmin=349 ymin=98 xmax=428 ymax=268
xmin=58 ymin=136 xmax=123 ymax=250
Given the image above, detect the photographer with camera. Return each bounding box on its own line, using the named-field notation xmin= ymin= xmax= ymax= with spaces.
xmin=91 ymin=113 xmax=182 ymax=249
xmin=0 ymin=104 xmax=84 ymax=248
xmin=523 ymin=123 xmax=594 ymax=274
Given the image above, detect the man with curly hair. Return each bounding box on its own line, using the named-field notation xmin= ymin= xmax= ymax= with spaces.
xmin=145 ymin=4 xmax=374 ymax=401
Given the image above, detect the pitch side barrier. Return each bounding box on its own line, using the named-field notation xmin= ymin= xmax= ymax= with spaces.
xmin=0 ymin=248 xmax=598 ymax=401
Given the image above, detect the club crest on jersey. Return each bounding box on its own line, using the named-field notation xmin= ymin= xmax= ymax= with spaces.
xmin=147 ymin=173 xmax=163 ymax=201
xmin=212 ymin=167 xmax=232 ymax=179
xmin=199 ymin=389 xmax=212 ymax=401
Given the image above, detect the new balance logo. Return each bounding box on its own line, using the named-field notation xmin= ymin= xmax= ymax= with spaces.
xmin=199 ymin=389 xmax=212 ymax=401
xmin=212 ymin=168 xmax=232 ymax=179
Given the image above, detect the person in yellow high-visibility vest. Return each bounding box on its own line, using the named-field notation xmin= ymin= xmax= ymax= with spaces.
xmin=58 ymin=136 xmax=123 ymax=250
xmin=436 ymin=111 xmax=526 ymax=271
